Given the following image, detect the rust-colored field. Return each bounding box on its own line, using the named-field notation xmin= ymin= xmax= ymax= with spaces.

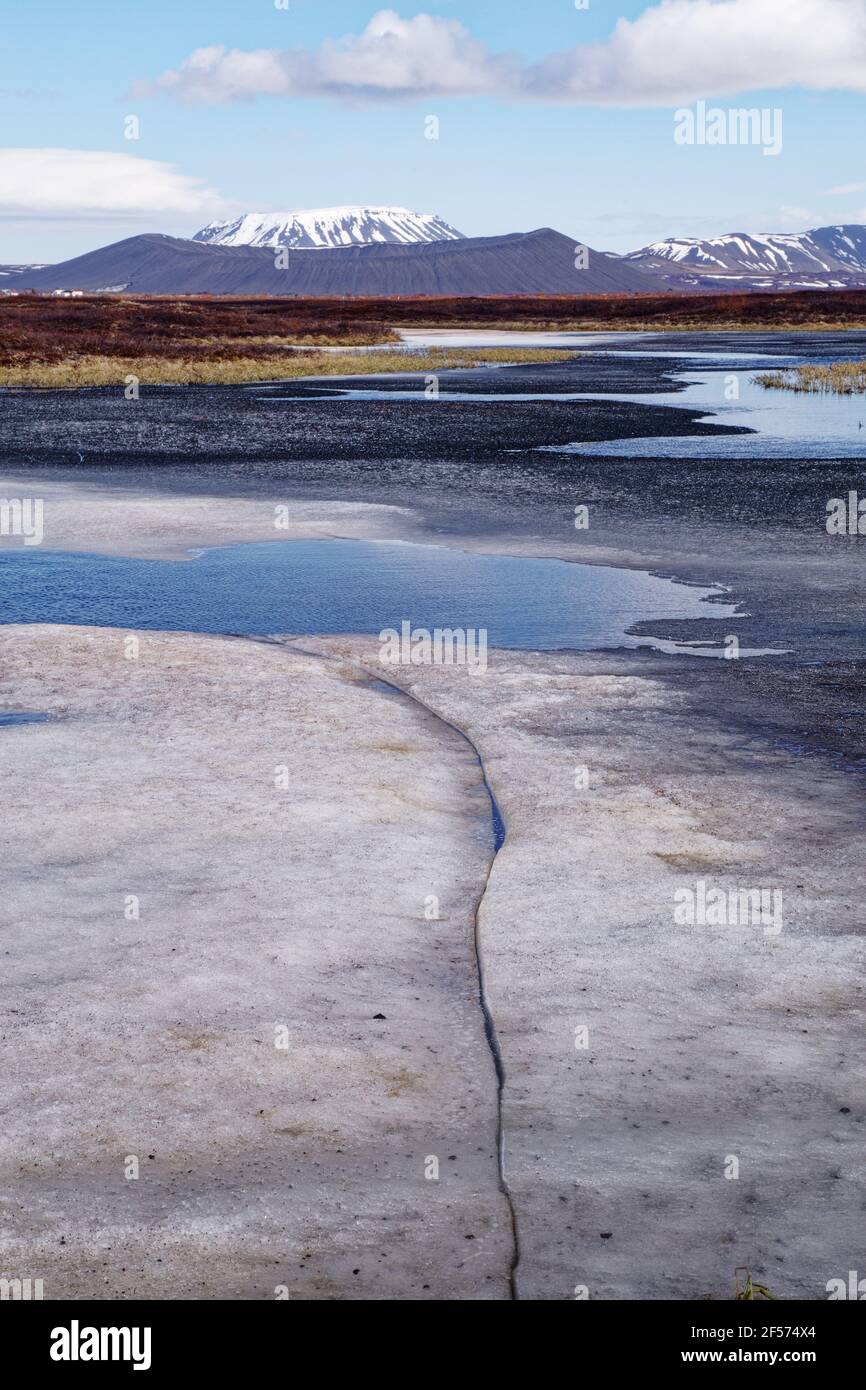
xmin=2 ymin=289 xmax=865 ymax=385
xmin=341 ymin=288 xmax=866 ymax=331
xmin=0 ymin=296 xmax=396 ymax=367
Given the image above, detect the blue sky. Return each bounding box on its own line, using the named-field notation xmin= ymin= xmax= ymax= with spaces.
xmin=2 ymin=0 xmax=865 ymax=261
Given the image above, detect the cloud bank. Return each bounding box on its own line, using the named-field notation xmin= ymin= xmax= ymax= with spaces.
xmin=0 ymin=149 xmax=226 ymax=220
xmin=137 ymin=1 xmax=866 ymax=107
xmin=141 ymin=11 xmax=515 ymax=105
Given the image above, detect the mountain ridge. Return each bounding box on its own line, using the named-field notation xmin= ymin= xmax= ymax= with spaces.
xmin=626 ymin=224 xmax=866 ymax=288
xmin=7 ymin=220 xmax=866 ymax=297
xmin=9 ymin=228 xmax=655 ymax=297
xmin=193 ymin=206 xmax=464 ymax=250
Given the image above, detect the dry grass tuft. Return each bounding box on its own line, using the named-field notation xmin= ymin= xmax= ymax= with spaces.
xmin=754 ymin=361 xmax=866 ymax=394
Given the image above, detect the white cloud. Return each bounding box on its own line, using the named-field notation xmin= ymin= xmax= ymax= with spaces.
xmin=137 ymin=1 xmax=866 ymax=108
xmin=0 ymin=148 xmax=226 ymax=220
xmin=821 ymin=181 xmax=866 ymax=195
xmin=524 ymin=0 xmax=866 ymax=106
xmin=142 ymin=11 xmax=514 ymax=104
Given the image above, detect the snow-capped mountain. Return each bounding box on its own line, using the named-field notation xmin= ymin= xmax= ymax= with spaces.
xmin=626 ymin=225 xmax=866 ymax=282
xmin=192 ymin=206 xmax=464 ymax=250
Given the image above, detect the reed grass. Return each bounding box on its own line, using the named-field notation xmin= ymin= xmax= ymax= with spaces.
xmin=754 ymin=360 xmax=866 ymax=394
xmin=0 ymin=346 xmax=578 ymax=388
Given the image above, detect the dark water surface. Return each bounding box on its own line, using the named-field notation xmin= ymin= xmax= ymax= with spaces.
xmin=0 ymin=537 xmax=735 ymax=651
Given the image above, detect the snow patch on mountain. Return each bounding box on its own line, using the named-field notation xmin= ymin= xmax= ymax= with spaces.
xmin=193 ymin=206 xmax=465 ymax=250
xmin=626 ymin=225 xmax=866 ymax=277
xmin=0 ymin=264 xmax=45 ymax=277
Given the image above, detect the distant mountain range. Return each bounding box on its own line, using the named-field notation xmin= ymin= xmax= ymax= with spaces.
xmin=5 ymin=205 xmax=866 ymax=296
xmin=626 ymin=225 xmax=866 ymax=290
xmin=193 ymin=206 xmax=464 ymax=250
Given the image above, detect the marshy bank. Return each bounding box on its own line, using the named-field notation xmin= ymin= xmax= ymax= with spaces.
xmin=755 ymin=360 xmax=866 ymax=394
xmin=0 ymin=344 xmax=578 ymax=389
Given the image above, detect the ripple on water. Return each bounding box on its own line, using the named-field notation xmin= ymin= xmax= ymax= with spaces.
xmin=0 ymin=537 xmax=739 ymax=655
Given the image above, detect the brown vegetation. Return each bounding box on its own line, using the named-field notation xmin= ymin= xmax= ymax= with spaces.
xmin=2 ymin=287 xmax=866 ymax=363
xmin=2 ymin=289 xmax=865 ymax=386
xmin=755 ymin=361 xmax=866 ymax=394
xmin=372 ymin=288 xmax=866 ymax=331
xmin=0 ymin=346 xmax=579 ymax=389
xmin=0 ymin=296 xmax=397 ymax=369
